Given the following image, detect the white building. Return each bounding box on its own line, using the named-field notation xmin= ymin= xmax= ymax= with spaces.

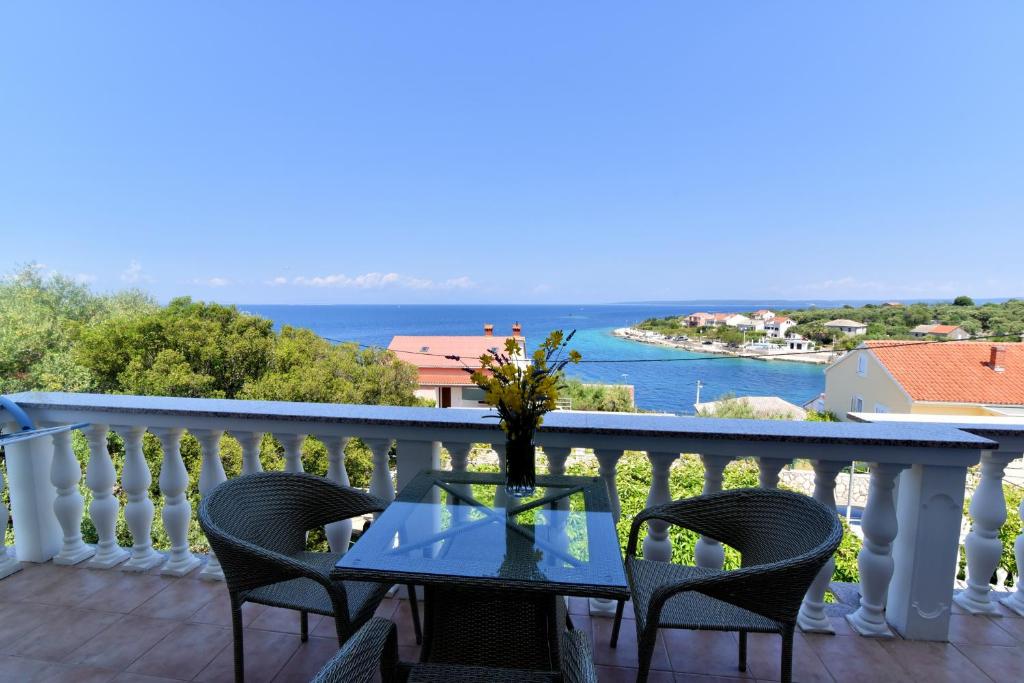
xmin=824 ymin=319 xmax=868 ymax=336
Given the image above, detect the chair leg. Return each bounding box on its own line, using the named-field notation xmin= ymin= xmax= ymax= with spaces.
xmin=610 ymin=599 xmax=626 ymax=647
xmin=738 ymin=630 xmax=747 ymax=672
xmin=300 ymin=610 xmax=308 ymax=643
xmin=780 ymin=625 xmax=795 ymax=683
xmin=230 ymin=597 xmax=245 ymax=683
xmin=406 ymin=584 xmax=422 ymax=645
xmin=635 ymin=625 xmax=657 ymax=683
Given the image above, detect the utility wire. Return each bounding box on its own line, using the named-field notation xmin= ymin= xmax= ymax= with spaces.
xmin=321 ymin=332 xmax=1017 ymax=365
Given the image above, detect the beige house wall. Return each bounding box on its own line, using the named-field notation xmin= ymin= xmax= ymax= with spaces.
xmin=824 ymin=349 xmax=913 ymax=419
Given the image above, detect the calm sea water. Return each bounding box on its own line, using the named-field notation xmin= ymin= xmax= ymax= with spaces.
xmin=241 ymin=303 xmax=827 ymax=415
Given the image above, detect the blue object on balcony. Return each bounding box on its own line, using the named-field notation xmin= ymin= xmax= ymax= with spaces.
xmin=0 ymin=395 xmax=88 ymax=446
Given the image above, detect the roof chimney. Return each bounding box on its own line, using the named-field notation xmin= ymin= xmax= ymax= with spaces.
xmin=990 ymin=345 xmax=1007 ymax=373
xmin=483 ymin=323 xmax=494 ymax=337
xmin=512 ymin=322 xmax=522 ymax=337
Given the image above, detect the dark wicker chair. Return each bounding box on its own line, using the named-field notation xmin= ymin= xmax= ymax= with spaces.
xmin=198 ymin=472 xmax=421 ymax=683
xmin=610 ymin=488 xmax=843 ymax=683
xmin=311 ymin=616 xmax=599 ymax=683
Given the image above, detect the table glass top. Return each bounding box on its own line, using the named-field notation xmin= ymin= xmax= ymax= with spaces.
xmin=336 ymin=471 xmax=627 ymax=593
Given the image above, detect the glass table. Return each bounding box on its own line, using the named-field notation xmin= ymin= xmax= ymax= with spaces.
xmin=333 ymin=469 xmax=629 ymax=671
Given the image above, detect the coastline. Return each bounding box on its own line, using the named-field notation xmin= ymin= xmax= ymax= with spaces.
xmin=612 ymin=327 xmax=837 ymax=365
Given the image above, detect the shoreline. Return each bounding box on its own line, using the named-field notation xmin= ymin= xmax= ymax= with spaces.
xmin=612 ymin=327 xmax=837 ymax=365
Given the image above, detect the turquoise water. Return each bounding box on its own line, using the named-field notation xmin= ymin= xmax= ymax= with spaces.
xmin=241 ymin=304 xmax=825 ymax=415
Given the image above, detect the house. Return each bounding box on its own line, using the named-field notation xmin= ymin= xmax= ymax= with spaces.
xmin=388 ymin=323 xmax=524 ymax=407
xmin=786 ymin=336 xmax=815 ymax=351
xmin=824 ymin=319 xmax=868 ymax=336
xmin=802 ymin=393 xmax=826 ymax=413
xmin=910 ymin=324 xmax=971 ymax=340
xmin=685 ymin=312 xmax=714 ymax=327
xmin=824 ymin=341 xmax=1024 ymax=418
xmin=751 ymin=309 xmax=775 ymax=320
xmin=883 ymin=301 xmax=903 ymax=307
xmin=695 ymin=395 xmax=807 ymax=420
xmin=764 ymin=316 xmax=796 ymax=338
xmin=722 ymin=313 xmax=752 ymax=328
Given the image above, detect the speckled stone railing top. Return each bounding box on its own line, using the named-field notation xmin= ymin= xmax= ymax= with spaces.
xmin=4 ymin=392 xmax=996 ymax=450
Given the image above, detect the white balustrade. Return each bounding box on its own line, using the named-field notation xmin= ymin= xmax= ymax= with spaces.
xmin=590 ymin=447 xmax=624 ymax=615
xmin=694 ymin=453 xmax=730 ymax=569
xmin=320 ymin=434 xmax=353 ymax=553
xmin=0 ymin=460 xmax=20 ymax=579
xmin=642 ymin=451 xmax=678 ymax=563
xmin=278 ymin=433 xmax=306 ymax=473
xmin=543 ymin=445 xmax=571 ymax=476
xmin=152 ymin=428 xmax=201 ymax=576
xmin=195 ymin=429 xmax=227 ymax=580
xmin=2 ymin=392 xmax=1003 ymax=643
xmin=115 ymin=425 xmax=165 ymax=571
xmin=757 ymin=456 xmax=789 ymax=489
xmin=50 ymin=427 xmax=95 ymax=565
xmin=955 ymin=450 xmax=1018 ymax=615
xmin=847 ymin=462 xmax=905 ymax=637
xmin=1003 ymin=463 xmax=1024 ymax=616
xmin=235 ymin=431 xmax=264 ymax=474
xmin=365 ymin=438 xmax=395 ymax=505
xmin=798 ymin=460 xmax=845 ymax=633
xmin=84 ymin=424 xmax=130 ymax=568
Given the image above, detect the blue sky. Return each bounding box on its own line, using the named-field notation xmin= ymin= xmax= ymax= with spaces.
xmin=2 ymin=2 xmax=1022 ymax=304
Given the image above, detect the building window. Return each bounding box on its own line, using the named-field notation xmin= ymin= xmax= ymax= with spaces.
xmin=857 ymin=354 xmax=868 ymax=377
xmin=462 ymin=387 xmax=487 ymax=403
xmin=851 ymin=395 xmax=864 ymax=412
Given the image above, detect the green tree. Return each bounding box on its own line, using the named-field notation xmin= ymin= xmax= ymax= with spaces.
xmin=953 ymin=295 xmax=975 ymax=306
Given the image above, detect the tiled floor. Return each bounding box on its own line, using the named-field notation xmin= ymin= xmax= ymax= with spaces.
xmin=0 ymin=561 xmax=1021 ymax=682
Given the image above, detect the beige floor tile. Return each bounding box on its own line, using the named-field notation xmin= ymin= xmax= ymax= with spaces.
xmin=130 ymin=577 xmax=221 ymax=621
xmin=946 ymin=615 xmax=1019 ymax=647
xmin=6 ymin=608 xmax=121 ymax=662
xmin=186 ymin=592 xmax=267 ymax=628
xmin=592 ymin=617 xmax=673 ymax=672
xmin=195 ymin=627 xmax=301 ymax=683
xmin=594 ymin=665 xmax=674 ymax=682
xmin=742 ymin=632 xmax=833 ymax=682
xmin=66 ymin=614 xmax=179 ymax=671
xmin=803 ymin=633 xmax=913 ymax=683
xmin=126 ymin=622 xmax=231 ymax=679
xmin=76 ymin=574 xmax=172 ymax=614
xmin=661 ymin=629 xmax=750 ymax=679
xmin=248 ymin=605 xmax=324 ymax=636
xmin=877 ymin=639 xmax=991 ymax=683
xmin=953 ymin=642 xmax=1024 ymax=683
xmin=0 ymin=601 xmax=65 ymax=650
xmin=271 ymin=637 xmax=342 ymax=682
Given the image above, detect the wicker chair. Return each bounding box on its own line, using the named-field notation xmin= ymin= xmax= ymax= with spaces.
xmin=311 ymin=616 xmax=599 ymax=683
xmin=198 ymin=472 xmax=421 ymax=683
xmin=610 ymin=488 xmax=843 ymax=683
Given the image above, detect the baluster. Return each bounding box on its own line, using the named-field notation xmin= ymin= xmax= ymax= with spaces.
xmin=543 ymin=446 xmax=571 ymax=476
xmin=152 ymin=428 xmax=201 ymax=576
xmin=235 ymin=431 xmax=264 ymax=474
xmin=195 ymin=430 xmax=227 ymax=580
xmin=492 ymin=442 xmax=508 ymax=509
xmin=278 ymin=433 xmax=306 ymax=473
xmin=591 ymin=448 xmax=623 ymax=615
xmin=0 ymin=458 xmax=21 ymax=578
xmin=642 ymin=451 xmax=679 ymax=563
xmin=50 ymin=427 xmax=95 ymax=565
xmin=846 ymin=462 xmax=904 ymax=637
xmin=447 ymin=442 xmax=473 ymax=473
xmin=798 ymin=460 xmax=844 ymax=633
xmin=757 ymin=456 xmax=789 ymax=489
xmin=115 ymin=426 xmax=165 ymax=571
xmin=955 ymin=451 xmax=1016 ymax=615
xmin=366 ymin=438 xmax=395 ymax=507
xmin=85 ymin=424 xmax=129 ymax=568
xmin=695 ymin=454 xmax=730 ymax=569
xmin=320 ymin=435 xmax=353 ymax=553
xmin=1002 ymin=454 xmax=1024 ymax=616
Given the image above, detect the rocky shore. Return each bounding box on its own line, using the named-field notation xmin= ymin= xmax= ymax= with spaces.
xmin=613 ymin=327 xmax=837 ymax=365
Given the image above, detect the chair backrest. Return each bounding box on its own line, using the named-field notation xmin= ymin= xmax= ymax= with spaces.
xmin=198 ymin=472 xmax=384 ymax=592
xmin=667 ymin=488 xmax=843 ymax=623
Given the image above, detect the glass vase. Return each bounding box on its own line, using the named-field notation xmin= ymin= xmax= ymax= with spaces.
xmin=504 ymin=436 xmax=536 ymax=498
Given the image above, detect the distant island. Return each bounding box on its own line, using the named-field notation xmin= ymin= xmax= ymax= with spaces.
xmin=615 ymin=297 xmax=1024 ymax=364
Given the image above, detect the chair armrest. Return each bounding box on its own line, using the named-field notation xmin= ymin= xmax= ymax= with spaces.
xmin=311 ymin=617 xmax=398 ymax=683
xmin=624 ymin=503 xmax=697 ymax=558
xmin=560 ymin=629 xmax=598 ymax=683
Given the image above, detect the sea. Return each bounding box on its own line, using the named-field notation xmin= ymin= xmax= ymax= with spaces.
xmin=240 ymin=303 xmax=830 ymax=415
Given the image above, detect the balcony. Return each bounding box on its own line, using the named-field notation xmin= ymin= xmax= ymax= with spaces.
xmin=2 ymin=392 xmax=1024 ymax=682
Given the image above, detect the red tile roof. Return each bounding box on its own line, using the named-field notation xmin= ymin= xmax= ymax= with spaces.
xmin=865 ymin=341 xmax=1024 ymax=405
xmin=387 ymin=335 xmax=522 ymax=369
xmin=929 ymin=325 xmax=962 ymax=334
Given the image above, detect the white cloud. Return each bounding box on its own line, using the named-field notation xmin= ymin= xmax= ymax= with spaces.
xmin=288 ymin=272 xmax=475 ymax=290
xmin=266 ymin=276 xmax=289 ymax=286
xmin=192 ymin=276 xmax=230 ymax=287
xmin=72 ymin=273 xmax=97 ymax=284
xmin=120 ymin=260 xmax=152 ymax=284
